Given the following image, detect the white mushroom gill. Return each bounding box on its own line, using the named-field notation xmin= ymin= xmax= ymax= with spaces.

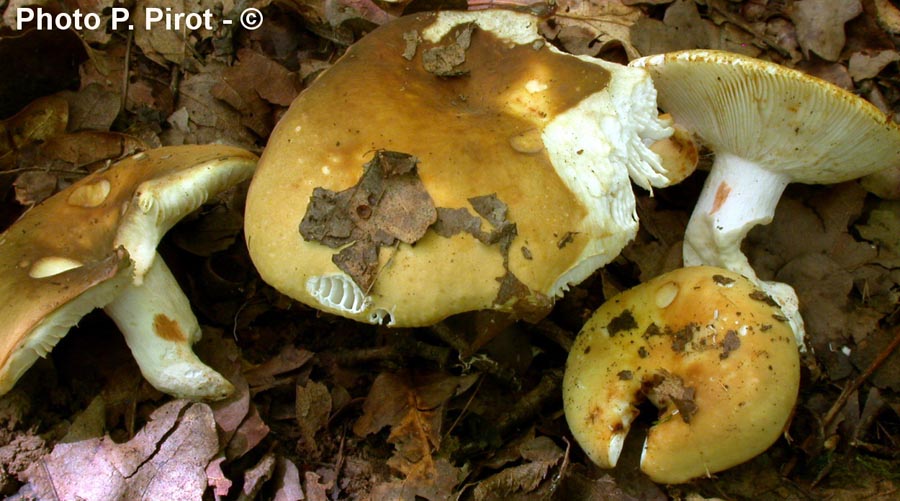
xmin=115 ymin=160 xmax=253 ymax=285
xmin=306 ymin=274 xmax=392 ymax=325
xmin=631 ymin=50 xmax=900 ymax=348
xmin=0 ymin=267 xmax=130 ymax=395
xmin=542 ymin=59 xmax=675 ymax=298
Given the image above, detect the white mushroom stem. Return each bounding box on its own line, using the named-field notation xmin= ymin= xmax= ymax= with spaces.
xmin=682 ymin=154 xmax=806 ymax=344
xmin=683 ymin=153 xmax=789 ymax=278
xmin=103 ymin=255 xmax=233 ymax=400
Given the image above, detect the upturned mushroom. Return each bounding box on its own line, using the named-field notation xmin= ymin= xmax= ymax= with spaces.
xmin=563 ymin=266 xmax=800 ymax=484
xmin=0 ymin=145 xmax=257 ymax=400
xmin=630 ymin=50 xmax=900 ymax=341
xmin=244 ymin=9 xmax=697 ymax=327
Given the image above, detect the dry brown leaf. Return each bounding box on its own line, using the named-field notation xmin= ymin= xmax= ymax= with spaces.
xmin=789 ymin=0 xmax=862 ymax=61
xmin=206 ymin=455 xmax=233 ymax=497
xmin=23 ymin=400 xmax=219 ymax=501
xmin=848 ymin=50 xmax=900 ymax=81
xmin=133 ymin=0 xmax=192 ymax=66
xmin=226 ymin=404 xmax=271 ymax=460
xmin=273 ymin=457 xmax=305 ymax=501
xmin=0 ymin=95 xmax=68 ymax=154
xmin=544 ymin=0 xmax=642 ymax=57
xmin=370 ymin=458 xmax=463 ymax=501
xmin=211 ymin=48 xmax=300 ymax=137
xmin=295 ymin=380 xmax=332 ymax=457
xmin=57 ymin=83 xmax=121 ymax=132
xmin=74 ymin=0 xmax=116 ymax=44
xmin=9 ymin=130 xmax=146 ymax=206
xmin=40 ymin=131 xmax=146 ymax=168
xmin=631 ymin=0 xmax=716 ymax=56
xmin=353 ymin=370 xmax=472 ymax=497
xmin=300 ymin=151 xmax=437 ymax=291
xmin=240 ymin=453 xmax=277 ymax=500
xmin=244 ymin=345 xmax=315 ymax=389
xmin=13 ymin=170 xmax=61 ymax=207
xmin=473 ymin=436 xmax=563 ymax=500
xmin=161 ymin=63 xmax=258 ymax=147
xmin=851 ymin=328 xmax=900 ymax=391
xmin=856 ymin=200 xmax=900 ymax=255
xmin=874 ymin=0 xmax=900 ymax=34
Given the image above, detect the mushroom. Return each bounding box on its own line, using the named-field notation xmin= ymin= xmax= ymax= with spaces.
xmin=629 ymin=50 xmax=900 ymax=342
xmin=563 ymin=266 xmax=800 ymax=484
xmin=0 ymin=145 xmax=257 ymax=400
xmin=244 ymin=9 xmax=697 ymax=327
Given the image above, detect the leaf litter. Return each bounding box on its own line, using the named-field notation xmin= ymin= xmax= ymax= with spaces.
xmin=1 ymin=1 xmax=900 ymax=499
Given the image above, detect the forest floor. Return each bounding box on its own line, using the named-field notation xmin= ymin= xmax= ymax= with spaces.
xmin=0 ymin=0 xmax=898 ymax=499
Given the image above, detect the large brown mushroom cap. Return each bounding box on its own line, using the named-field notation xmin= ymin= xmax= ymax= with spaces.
xmin=245 ymin=10 xmax=685 ymax=327
xmin=0 ymin=145 xmax=257 ymax=398
xmin=563 ymin=266 xmax=800 ymax=484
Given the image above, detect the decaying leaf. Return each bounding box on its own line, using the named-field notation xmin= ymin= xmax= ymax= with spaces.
xmin=434 ymin=194 xmax=551 ymax=320
xmin=57 ymin=83 xmax=121 ymax=132
xmin=848 ymin=50 xmax=900 ymax=81
xmin=295 ymin=380 xmax=332 ymax=457
xmin=473 ymin=435 xmax=564 ymax=500
xmin=241 ymin=453 xmax=278 ymax=500
xmin=422 ymin=22 xmax=474 ymax=76
xmin=273 ymin=457 xmax=305 ymax=501
xmin=856 ymin=200 xmax=900 ymax=256
xmin=789 ymin=0 xmax=862 ymax=61
xmin=300 ymin=150 xmax=438 ymax=291
xmin=631 ymin=0 xmax=715 ymax=56
xmin=543 ymin=0 xmax=642 ymax=57
xmin=23 ymin=400 xmax=219 ymax=501
xmin=0 ymin=95 xmax=68 ymax=155
xmin=162 ymin=63 xmax=258 ymax=147
xmin=642 ymin=370 xmax=698 ymax=423
xmin=212 ymin=48 xmax=301 ymax=138
xmin=244 ymin=345 xmax=316 ymax=389
xmin=353 ymin=371 xmax=475 ymax=498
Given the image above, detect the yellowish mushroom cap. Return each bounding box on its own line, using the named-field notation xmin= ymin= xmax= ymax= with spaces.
xmin=563 ymin=266 xmax=800 ymax=484
xmin=245 ymin=10 xmax=685 ymax=327
xmin=0 ymin=145 xmax=257 ymax=398
xmin=631 ymin=50 xmax=900 ymax=184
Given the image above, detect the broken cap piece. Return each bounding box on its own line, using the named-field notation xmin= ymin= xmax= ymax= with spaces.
xmin=244 ymin=9 xmax=695 ymax=327
xmin=563 ymin=266 xmax=800 ymax=484
xmin=630 ymin=49 xmax=900 ymax=341
xmin=0 ymin=145 xmax=257 ymax=399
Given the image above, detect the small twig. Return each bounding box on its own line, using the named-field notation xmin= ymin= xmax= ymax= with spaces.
xmin=442 ymin=374 xmax=484 ymax=441
xmin=532 ymin=318 xmax=574 ymax=352
xmin=121 ymin=29 xmax=133 ymax=115
xmin=821 ymin=325 xmax=900 ymax=432
xmin=496 ymin=368 xmax=562 ymax=435
xmin=430 ymin=322 xmax=471 ymax=354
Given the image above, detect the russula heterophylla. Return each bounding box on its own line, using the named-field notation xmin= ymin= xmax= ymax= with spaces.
xmin=563 ymin=266 xmax=800 ymax=484
xmin=0 ymin=145 xmax=257 ymax=400
xmin=244 ymin=10 xmax=698 ymax=327
xmin=630 ymin=50 xmax=900 ymax=342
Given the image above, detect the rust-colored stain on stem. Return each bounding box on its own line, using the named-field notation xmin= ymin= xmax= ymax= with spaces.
xmin=710 ymin=181 xmax=731 ymax=214
xmin=153 ymin=314 xmax=187 ymax=342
